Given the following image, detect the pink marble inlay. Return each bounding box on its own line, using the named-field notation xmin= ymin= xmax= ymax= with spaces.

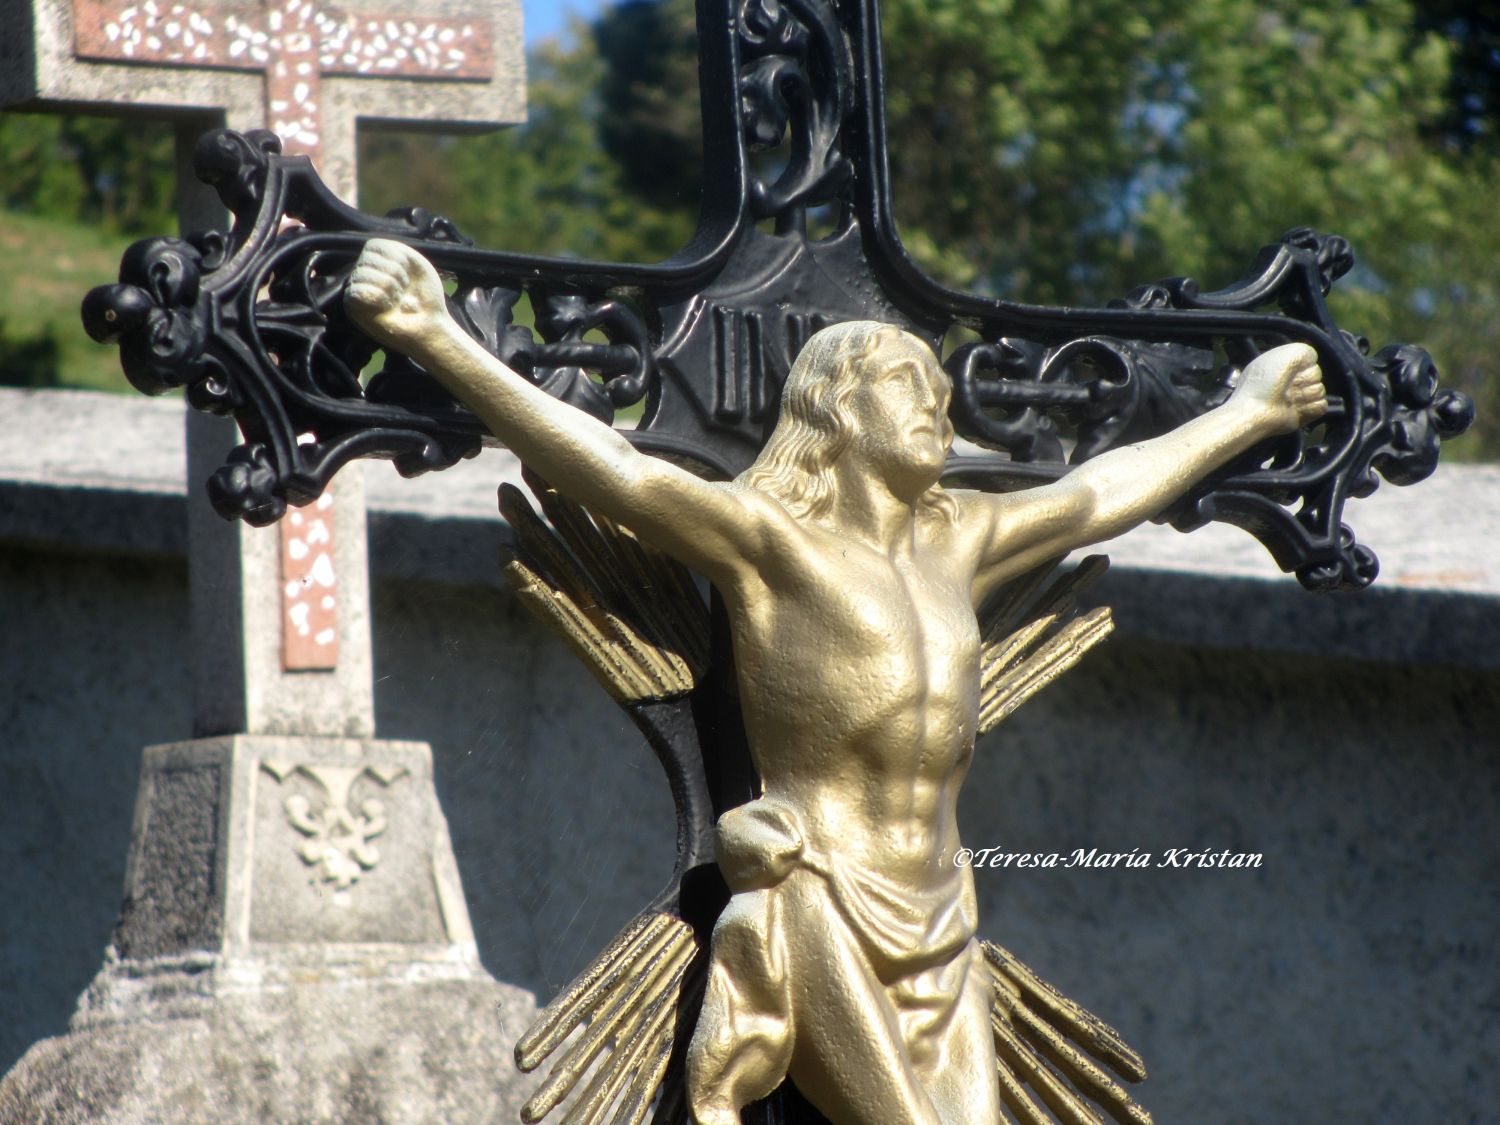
xmin=280 ymin=489 xmax=339 ymax=670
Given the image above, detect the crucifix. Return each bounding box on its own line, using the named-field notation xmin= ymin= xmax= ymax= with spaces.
xmin=81 ymin=0 xmax=1471 ymax=1121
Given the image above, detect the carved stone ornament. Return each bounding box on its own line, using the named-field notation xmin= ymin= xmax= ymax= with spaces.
xmin=262 ymin=760 xmax=408 ymax=893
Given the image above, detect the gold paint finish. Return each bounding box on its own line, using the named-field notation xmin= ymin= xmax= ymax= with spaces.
xmin=976 ymin=554 xmax=1114 ymax=736
xmin=500 ymin=480 xmax=708 ymax=704
xmin=347 ymin=240 xmax=1328 ymax=1124
xmin=515 ymin=910 xmax=701 ymax=1125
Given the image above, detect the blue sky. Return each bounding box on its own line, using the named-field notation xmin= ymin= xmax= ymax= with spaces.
xmin=523 ymin=0 xmax=612 ymax=46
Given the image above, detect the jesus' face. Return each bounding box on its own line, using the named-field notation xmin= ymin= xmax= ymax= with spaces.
xmin=845 ymin=333 xmax=955 ymax=498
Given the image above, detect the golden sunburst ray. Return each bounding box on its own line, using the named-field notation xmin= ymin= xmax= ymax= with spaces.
xmin=977 ymin=555 xmax=1114 ymax=734
xmin=985 ymin=940 xmax=1152 ymax=1125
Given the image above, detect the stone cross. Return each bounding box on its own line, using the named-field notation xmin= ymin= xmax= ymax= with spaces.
xmin=72 ymin=0 xmax=494 ymax=168
xmin=2 ymin=0 xmax=522 ymax=723
xmin=5 ymin=0 xmax=512 ymax=201
xmin=66 ymin=0 xmax=495 ymax=669
xmin=0 ymin=2 xmax=536 ymax=1119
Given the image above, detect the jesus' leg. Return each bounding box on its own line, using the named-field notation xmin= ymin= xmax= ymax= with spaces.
xmin=687 ymin=890 xmax=795 ymax=1125
xmin=689 ymin=868 xmax=954 ymax=1124
xmin=892 ymin=940 xmax=1003 ymax=1123
xmin=776 ymin=869 xmax=955 ymax=1125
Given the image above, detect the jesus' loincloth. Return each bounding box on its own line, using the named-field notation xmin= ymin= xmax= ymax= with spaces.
xmin=686 ymin=796 xmax=987 ymax=1123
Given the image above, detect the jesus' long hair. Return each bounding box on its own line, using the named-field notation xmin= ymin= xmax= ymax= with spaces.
xmin=739 ymin=321 xmax=958 ymax=523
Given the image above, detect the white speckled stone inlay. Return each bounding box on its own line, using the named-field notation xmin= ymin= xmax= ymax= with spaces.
xmin=281 ymin=488 xmax=339 ymax=670
xmin=70 ymin=0 xmax=497 ymax=673
xmin=73 ymin=0 xmax=495 ymax=161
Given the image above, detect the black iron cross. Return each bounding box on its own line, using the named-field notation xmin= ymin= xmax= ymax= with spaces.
xmin=85 ymin=0 xmax=1471 ymax=590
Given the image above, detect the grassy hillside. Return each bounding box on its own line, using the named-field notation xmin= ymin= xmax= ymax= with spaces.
xmin=0 ymin=210 xmax=143 ymax=393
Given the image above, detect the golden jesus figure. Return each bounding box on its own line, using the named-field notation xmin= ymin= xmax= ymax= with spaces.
xmin=346 ymin=238 xmax=1326 ymax=1124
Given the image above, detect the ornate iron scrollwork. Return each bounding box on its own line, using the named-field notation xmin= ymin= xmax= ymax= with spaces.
xmin=738 ymin=0 xmax=855 ymax=225
xmin=940 ymin=225 xmax=1470 ymax=589
xmin=84 ymin=0 xmax=1471 ymax=590
xmin=82 ymin=130 xmax=670 ymax=523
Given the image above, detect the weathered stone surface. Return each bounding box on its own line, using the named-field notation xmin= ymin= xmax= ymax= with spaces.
xmin=248 ymin=757 xmax=446 ymax=946
xmin=99 ymin=736 xmax=482 ymax=955
xmin=2 ymin=0 xmax=535 ymax=1107
xmin=3 ymin=0 xmax=526 ymax=736
xmin=0 ymin=974 xmax=536 ymax=1124
xmin=0 ymin=546 xmax=193 ymax=1077
xmin=187 ymin=415 xmax=380 ymax=739
xmin=113 ymin=765 xmax=222 ymax=960
xmin=4 ymin=386 xmax=1498 ymax=665
xmin=962 ymin=639 xmax=1500 ymax=1123
xmin=0 ymin=732 xmax=541 ymax=1120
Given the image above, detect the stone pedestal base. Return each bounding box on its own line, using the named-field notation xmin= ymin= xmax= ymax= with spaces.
xmin=0 ymin=736 xmax=538 ymax=1124
xmin=0 ymin=973 xmax=535 ymax=1124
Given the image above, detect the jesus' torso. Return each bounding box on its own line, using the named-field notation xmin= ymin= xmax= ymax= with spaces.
xmin=721 ymin=495 xmax=982 ymax=893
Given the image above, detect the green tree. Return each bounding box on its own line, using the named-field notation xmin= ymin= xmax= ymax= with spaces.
xmin=7 ymin=2 xmax=1496 ymax=453
xmin=359 ymin=28 xmax=695 ymax=263
xmin=527 ymin=0 xmax=1500 ymax=451
xmin=0 ymin=112 xmax=177 ymax=389
xmin=876 ymin=0 xmax=1499 ymax=451
xmin=0 ymin=112 xmax=175 ymax=234
xmin=1415 ymin=0 xmax=1500 ymax=150
xmin=593 ymin=0 xmax=703 ymax=217
xmin=447 ymin=0 xmax=1498 ymax=453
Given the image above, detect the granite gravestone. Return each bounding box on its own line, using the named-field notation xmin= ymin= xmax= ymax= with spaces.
xmin=0 ymin=0 xmax=537 ymax=1120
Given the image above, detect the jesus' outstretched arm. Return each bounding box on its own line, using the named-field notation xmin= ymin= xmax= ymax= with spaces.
xmin=956 ymin=342 xmax=1328 ymax=601
xmin=344 ymin=239 xmax=767 ymax=587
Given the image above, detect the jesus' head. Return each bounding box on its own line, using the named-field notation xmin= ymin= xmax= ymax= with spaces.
xmin=739 ymin=321 xmax=958 ymax=522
